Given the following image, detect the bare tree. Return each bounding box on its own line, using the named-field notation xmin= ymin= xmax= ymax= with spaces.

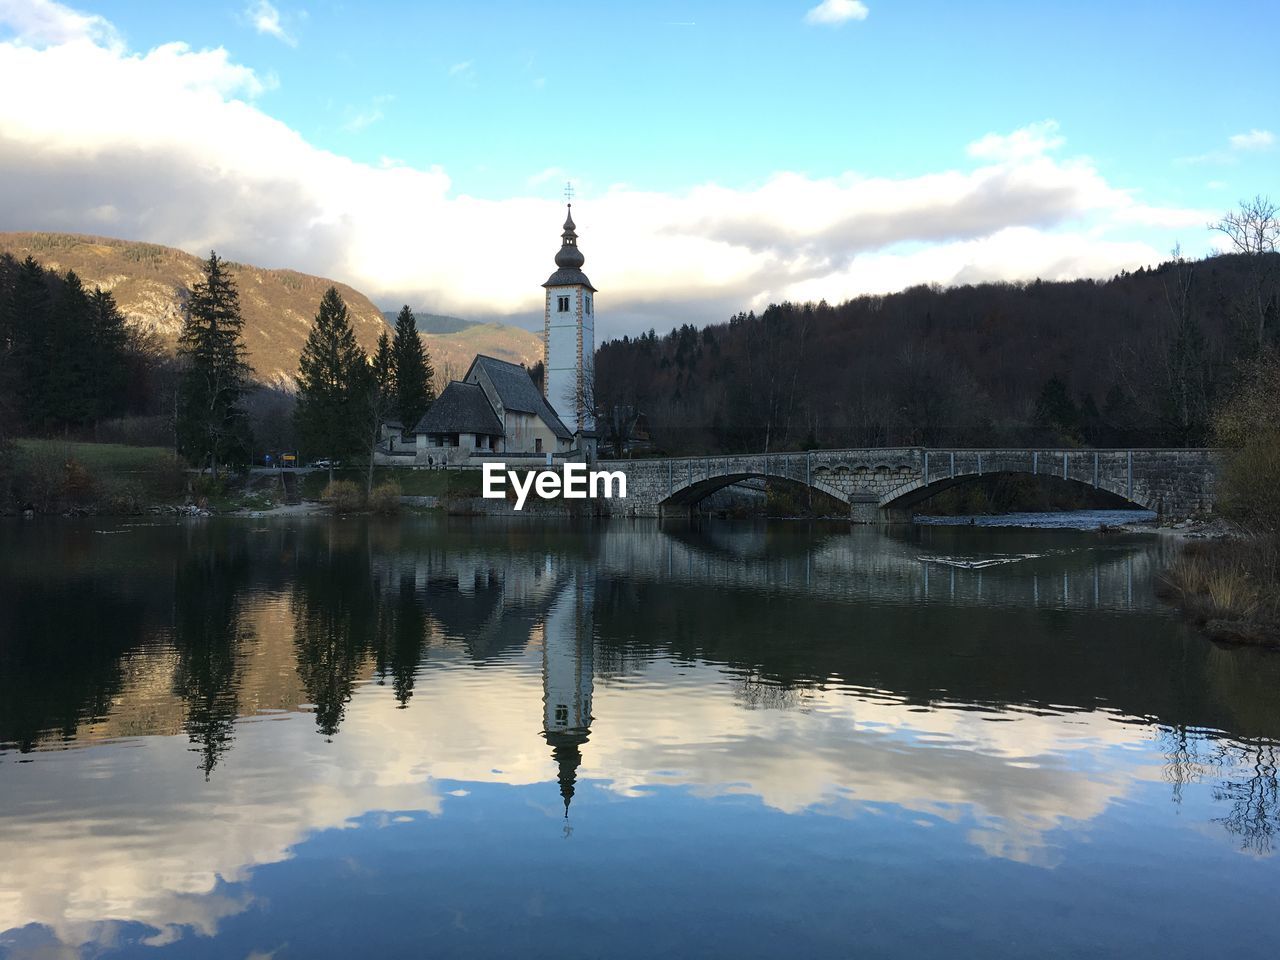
xmin=1158 ymin=245 xmax=1209 ymax=443
xmin=1211 ymin=195 xmax=1280 ymax=349
xmin=571 ymin=361 xmax=644 ymax=458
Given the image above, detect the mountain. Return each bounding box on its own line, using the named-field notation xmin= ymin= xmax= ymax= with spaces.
xmin=0 ymin=232 xmax=543 ymax=388
xmin=378 ymin=308 xmax=545 ymax=382
xmin=381 ymin=310 xmax=475 ymax=335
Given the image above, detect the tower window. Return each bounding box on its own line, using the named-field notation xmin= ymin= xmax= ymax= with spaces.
xmin=585 ymin=294 xmax=592 ymax=315
xmin=557 ymin=295 xmax=570 ymax=313
xmin=555 ymin=704 xmax=568 ymax=725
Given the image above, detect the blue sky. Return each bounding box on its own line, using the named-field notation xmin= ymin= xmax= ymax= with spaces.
xmin=1 ymin=0 xmax=1276 ymax=334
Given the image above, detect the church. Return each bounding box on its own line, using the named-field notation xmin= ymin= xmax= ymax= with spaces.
xmin=409 ymin=205 xmax=597 ymax=464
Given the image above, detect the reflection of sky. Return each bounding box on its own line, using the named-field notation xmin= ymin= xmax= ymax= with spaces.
xmin=1 ymin=595 xmax=1275 ymax=958
xmin=1 ymin=523 xmax=1278 ymax=959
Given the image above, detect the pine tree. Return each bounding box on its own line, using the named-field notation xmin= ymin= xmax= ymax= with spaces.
xmin=177 ymin=252 xmax=253 ymax=470
xmin=86 ymin=287 xmax=130 ymax=425
xmin=390 ymin=306 xmax=433 ymax=434
xmin=365 ymin=331 xmax=396 ymax=495
xmin=46 ymin=271 xmax=94 ymax=429
xmin=7 ymin=257 xmax=53 ymax=428
xmin=373 ymin=331 xmax=394 ymax=399
xmin=294 ymin=286 xmax=369 ymax=463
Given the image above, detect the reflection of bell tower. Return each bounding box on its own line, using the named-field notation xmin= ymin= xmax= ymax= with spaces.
xmin=541 ymin=572 xmax=594 ymax=817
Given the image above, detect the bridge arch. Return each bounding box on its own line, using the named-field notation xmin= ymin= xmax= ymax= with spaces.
xmin=878 ymin=468 xmax=1155 ymax=514
xmin=658 ymin=470 xmax=849 ymax=512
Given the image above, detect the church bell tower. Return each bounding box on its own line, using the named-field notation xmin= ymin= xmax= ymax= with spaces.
xmin=542 ymin=200 xmax=595 ymax=434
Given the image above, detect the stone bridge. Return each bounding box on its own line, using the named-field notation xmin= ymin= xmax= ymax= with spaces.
xmin=597 ymin=447 xmax=1219 ymax=521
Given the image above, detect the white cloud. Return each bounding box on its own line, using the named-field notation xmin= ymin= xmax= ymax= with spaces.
xmin=804 ymin=0 xmax=870 ymax=26
xmin=967 ymin=119 xmax=1065 ymax=161
xmin=1228 ymin=128 xmax=1275 ymax=151
xmin=448 ymin=59 xmax=473 ymax=77
xmin=1179 ymin=128 xmax=1277 ymax=166
xmin=342 ymin=94 xmax=392 ymax=133
xmin=0 ymin=0 xmax=119 ymax=48
xmin=0 ymin=12 xmax=1203 ymax=339
xmin=246 ymin=0 xmax=295 ymax=47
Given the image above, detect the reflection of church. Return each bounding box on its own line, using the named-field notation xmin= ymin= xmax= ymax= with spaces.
xmin=541 ymin=572 xmax=594 ymax=817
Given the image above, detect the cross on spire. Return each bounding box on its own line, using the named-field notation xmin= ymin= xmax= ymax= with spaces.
xmin=563 ymin=180 xmax=574 ymax=204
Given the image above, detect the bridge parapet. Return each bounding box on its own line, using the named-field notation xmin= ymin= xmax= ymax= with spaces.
xmin=597 ymin=447 xmax=1219 ymax=521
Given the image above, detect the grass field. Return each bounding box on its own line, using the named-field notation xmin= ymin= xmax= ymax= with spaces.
xmin=6 ymin=438 xmax=188 ymax=511
xmin=13 ymin=438 xmax=177 ymax=472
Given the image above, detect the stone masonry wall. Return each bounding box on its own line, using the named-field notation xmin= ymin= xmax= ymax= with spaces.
xmin=597 ymin=448 xmax=1220 ymax=521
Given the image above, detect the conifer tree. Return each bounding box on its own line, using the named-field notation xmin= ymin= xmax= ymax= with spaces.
xmin=8 ymin=257 xmax=53 ymax=427
xmin=364 ymin=331 xmax=396 ymax=495
xmin=46 ymin=271 xmax=94 ymax=429
xmin=86 ymin=287 xmax=130 ymax=425
xmin=177 ymin=252 xmax=253 ymax=471
xmin=390 ymin=306 xmax=433 ymax=433
xmin=295 ymin=286 xmax=368 ymax=463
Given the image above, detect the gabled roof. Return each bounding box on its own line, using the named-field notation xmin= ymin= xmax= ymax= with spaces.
xmin=466 ymin=355 xmax=573 ymax=440
xmin=413 ymin=381 xmax=502 ymax=436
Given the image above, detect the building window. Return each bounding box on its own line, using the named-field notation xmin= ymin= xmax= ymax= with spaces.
xmin=585 ymin=293 xmax=592 ymax=315
xmin=555 ymin=704 xmax=568 ymax=725
xmin=557 ymin=295 xmax=570 ymax=312
xmin=535 ymin=437 xmax=543 ymax=453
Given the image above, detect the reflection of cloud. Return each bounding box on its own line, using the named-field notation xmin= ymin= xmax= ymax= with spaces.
xmin=0 ymin=578 xmax=1168 ymax=951
xmin=0 ymin=591 xmax=555 ymax=951
xmin=591 ymin=674 xmax=1159 ymax=865
xmin=0 ymin=5 xmax=1201 ymax=338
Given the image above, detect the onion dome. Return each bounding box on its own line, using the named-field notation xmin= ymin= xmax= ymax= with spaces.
xmin=543 ymin=203 xmax=596 ymax=291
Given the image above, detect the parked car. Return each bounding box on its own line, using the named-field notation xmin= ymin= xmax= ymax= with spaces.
xmin=311 ymin=459 xmax=340 ymax=469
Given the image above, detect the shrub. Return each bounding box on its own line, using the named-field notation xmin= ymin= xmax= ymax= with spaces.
xmin=1213 ymin=351 xmax=1280 ymax=537
xmin=369 ymin=481 xmax=402 ymax=515
xmin=145 ymin=453 xmax=190 ymax=500
xmin=190 ymin=474 xmax=226 ymax=501
xmin=322 ymin=479 xmax=363 ymax=512
xmin=16 ymin=447 xmax=69 ymax=512
xmin=62 ymin=458 xmax=95 ymax=505
xmin=1158 ymin=539 xmax=1280 ymax=644
xmin=97 ymin=477 xmax=147 ymax=514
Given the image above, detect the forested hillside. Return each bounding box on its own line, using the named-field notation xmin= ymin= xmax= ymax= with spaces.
xmin=595 ymin=251 xmax=1279 ymax=455
xmin=0 ymin=233 xmax=542 ymax=388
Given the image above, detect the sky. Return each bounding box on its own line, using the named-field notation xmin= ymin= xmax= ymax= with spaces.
xmin=0 ymin=0 xmax=1276 ymax=339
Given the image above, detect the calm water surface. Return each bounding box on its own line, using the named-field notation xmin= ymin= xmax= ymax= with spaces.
xmin=1 ymin=517 xmax=1278 ymax=959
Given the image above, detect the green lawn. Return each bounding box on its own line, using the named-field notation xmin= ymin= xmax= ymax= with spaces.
xmin=13 ymin=438 xmax=177 ymax=472
xmin=8 ymin=438 xmax=188 ymax=508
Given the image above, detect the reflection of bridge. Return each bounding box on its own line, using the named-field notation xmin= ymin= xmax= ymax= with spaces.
xmin=599 ymin=447 xmax=1218 ymax=521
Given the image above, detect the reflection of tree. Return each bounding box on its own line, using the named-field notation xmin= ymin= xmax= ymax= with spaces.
xmin=1159 ymin=724 xmax=1280 ymax=854
xmin=0 ymin=579 xmax=146 ymax=752
xmin=372 ymin=574 xmax=426 ymax=707
xmin=1158 ymin=724 xmax=1211 ymax=807
xmin=171 ymin=538 xmax=252 ymax=778
xmin=1214 ymin=739 xmax=1279 ymax=856
xmin=291 ymin=530 xmax=378 ymax=736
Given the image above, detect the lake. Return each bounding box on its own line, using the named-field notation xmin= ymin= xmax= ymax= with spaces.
xmin=1 ymin=516 xmax=1278 ymax=959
